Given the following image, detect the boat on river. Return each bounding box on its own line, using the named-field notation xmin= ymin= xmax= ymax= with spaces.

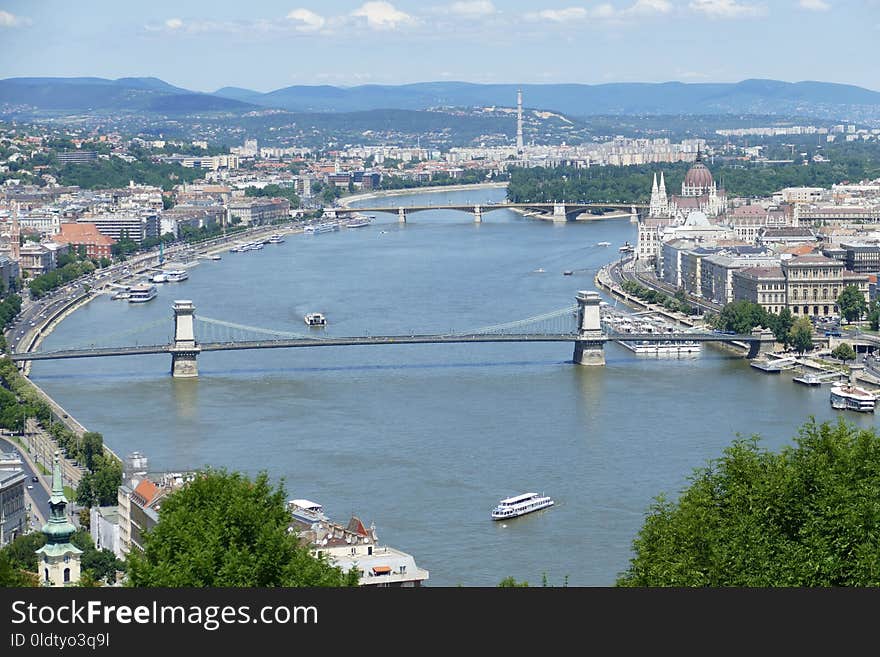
xmin=304 ymin=312 xmax=327 ymax=327
xmin=830 ymin=385 xmax=876 ymax=412
xmin=491 ymin=493 xmax=554 ymax=520
xmin=128 ymin=283 xmax=158 ymax=303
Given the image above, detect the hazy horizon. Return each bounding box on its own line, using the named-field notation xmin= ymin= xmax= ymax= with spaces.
xmin=0 ymin=0 xmax=876 ymax=93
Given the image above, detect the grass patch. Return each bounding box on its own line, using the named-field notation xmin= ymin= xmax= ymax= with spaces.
xmin=63 ymin=486 xmax=76 ymax=501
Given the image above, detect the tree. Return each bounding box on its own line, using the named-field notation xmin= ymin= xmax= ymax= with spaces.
xmin=81 ymin=431 xmax=104 ymax=471
xmin=618 ymin=418 xmax=880 ymax=586
xmin=769 ymin=307 xmax=794 ymax=347
xmin=126 ymin=468 xmax=359 ymax=587
xmin=714 ymin=300 xmax=768 ymax=335
xmin=498 ymin=576 xmax=529 ymax=587
xmin=837 ymin=286 xmax=867 ymax=323
xmin=0 ymin=551 xmax=38 ymax=587
xmin=831 ymin=342 xmax=857 ymax=362
xmin=868 ymin=301 xmax=880 ymax=331
xmin=789 ymin=316 xmax=814 ymax=354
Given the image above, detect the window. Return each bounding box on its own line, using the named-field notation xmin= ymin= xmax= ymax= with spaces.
xmin=64 ymin=568 xmax=70 ymax=583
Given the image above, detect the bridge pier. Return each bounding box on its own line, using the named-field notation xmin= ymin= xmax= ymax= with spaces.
xmin=398 ymin=207 xmax=407 ymax=224
xmin=473 ymin=205 xmax=482 ymax=223
xmin=552 ymin=203 xmax=567 ymax=223
xmin=170 ymin=300 xmax=201 ymax=378
xmin=747 ymin=327 xmax=777 ymax=359
xmin=574 ymin=290 xmax=605 ymax=366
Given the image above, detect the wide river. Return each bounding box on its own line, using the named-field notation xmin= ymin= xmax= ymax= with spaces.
xmin=30 ymin=186 xmax=876 ymax=587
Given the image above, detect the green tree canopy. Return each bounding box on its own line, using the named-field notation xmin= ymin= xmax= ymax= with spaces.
xmin=837 ymin=286 xmax=867 ymax=323
xmin=712 ymin=300 xmax=768 ymax=335
xmin=126 ymin=468 xmax=359 ymax=587
xmin=789 ymin=316 xmax=814 ymax=354
xmin=618 ymin=418 xmax=880 ymax=586
xmin=831 ymin=342 xmax=856 ymax=362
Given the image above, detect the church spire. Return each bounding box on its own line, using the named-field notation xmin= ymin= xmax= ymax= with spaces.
xmin=42 ymin=451 xmax=76 ymax=544
xmin=35 ymin=452 xmax=82 ymax=586
xmin=651 ymin=172 xmax=658 ymax=194
xmin=659 ymin=171 xmax=666 ymax=195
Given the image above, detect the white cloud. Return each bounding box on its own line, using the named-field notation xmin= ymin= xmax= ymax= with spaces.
xmin=798 ymin=0 xmax=830 ymax=10
xmin=351 ymin=2 xmax=415 ymax=29
xmin=526 ymin=2 xmax=673 ymax=22
xmin=287 ymin=8 xmax=326 ymax=31
xmin=0 ymin=10 xmax=30 ymax=27
xmin=525 ymin=7 xmax=589 ymax=21
xmin=626 ymin=0 xmax=673 ymax=14
xmin=448 ymin=1 xmax=496 ymax=15
xmin=593 ymin=3 xmax=617 ymax=17
xmin=689 ymin=0 xmax=765 ymax=17
xmin=165 ymin=17 xmax=183 ymax=30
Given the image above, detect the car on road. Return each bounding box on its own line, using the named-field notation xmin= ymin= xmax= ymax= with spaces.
xmin=27 ymin=484 xmax=33 ymax=489
xmin=825 ymin=329 xmax=842 ymax=337
xmin=31 ymin=476 xmax=38 ymax=482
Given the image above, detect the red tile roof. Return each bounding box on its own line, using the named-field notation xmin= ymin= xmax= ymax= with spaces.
xmin=56 ymin=223 xmax=116 ymax=246
xmin=132 ymin=479 xmax=159 ymax=506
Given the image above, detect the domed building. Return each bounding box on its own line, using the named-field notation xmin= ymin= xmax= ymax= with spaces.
xmin=649 ymin=150 xmax=727 ymax=221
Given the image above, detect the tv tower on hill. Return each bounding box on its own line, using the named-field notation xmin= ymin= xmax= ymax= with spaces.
xmin=516 ymin=88 xmax=524 ymax=155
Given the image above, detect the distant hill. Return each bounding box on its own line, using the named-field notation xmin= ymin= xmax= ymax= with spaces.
xmin=213 ymin=86 xmax=266 ymax=103
xmin=2 ymin=76 xmax=879 ymax=120
xmin=0 ymin=77 xmax=254 ymax=114
xmin=247 ymin=79 xmax=880 ymax=117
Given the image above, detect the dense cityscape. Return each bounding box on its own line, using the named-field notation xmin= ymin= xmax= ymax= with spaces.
xmin=2 ymin=3 xmax=880 ymax=620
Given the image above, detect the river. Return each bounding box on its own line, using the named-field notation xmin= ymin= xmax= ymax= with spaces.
xmin=28 ymin=186 xmax=876 ymax=587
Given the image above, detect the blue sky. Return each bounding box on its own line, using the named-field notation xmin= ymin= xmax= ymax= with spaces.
xmin=0 ymin=0 xmax=877 ymax=92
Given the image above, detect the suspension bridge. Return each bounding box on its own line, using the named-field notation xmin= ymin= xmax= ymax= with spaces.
xmin=10 ymin=293 xmax=775 ymax=377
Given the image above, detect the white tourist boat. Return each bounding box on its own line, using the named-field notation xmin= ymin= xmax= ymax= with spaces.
xmin=149 ymin=272 xmax=167 ymax=283
xmin=162 ymin=269 xmax=189 ymax=282
xmin=304 ymin=221 xmax=340 ymax=234
xmin=304 ymin=312 xmax=327 ymax=327
xmin=490 ymin=492 xmax=554 ymax=520
xmin=287 ymin=499 xmax=329 ymax=525
xmin=618 ymin=340 xmax=702 ymax=355
xmin=830 ymin=385 xmax=876 ymax=413
xmin=597 ymin=241 xmax=611 ymax=247
xmin=128 ymin=283 xmax=158 ymax=303
xmin=346 ymin=215 xmax=372 ymax=228
xmin=267 ymin=234 xmax=285 ymax=243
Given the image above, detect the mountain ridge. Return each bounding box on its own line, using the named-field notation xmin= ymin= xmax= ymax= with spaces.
xmin=1 ymin=76 xmax=878 ymax=119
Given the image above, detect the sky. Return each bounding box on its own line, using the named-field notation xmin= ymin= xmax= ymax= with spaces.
xmin=0 ymin=0 xmax=878 ymax=92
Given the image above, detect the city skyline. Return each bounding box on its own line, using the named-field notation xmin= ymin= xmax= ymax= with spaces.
xmin=0 ymin=0 xmax=877 ymax=92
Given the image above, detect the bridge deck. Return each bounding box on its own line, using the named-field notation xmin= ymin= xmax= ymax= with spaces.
xmin=10 ymin=331 xmax=760 ymax=361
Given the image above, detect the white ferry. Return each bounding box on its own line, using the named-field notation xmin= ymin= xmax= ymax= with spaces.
xmin=346 ymin=215 xmax=372 ymax=228
xmin=149 ymin=272 xmax=167 ymax=283
xmin=597 ymin=241 xmax=611 ymax=247
xmin=287 ymin=499 xmax=329 ymax=525
xmin=619 ymin=242 xmax=634 ymax=253
xmin=163 ymin=269 xmax=189 ymax=283
xmin=128 ymin=283 xmax=158 ymax=303
xmin=491 ymin=492 xmax=554 ymax=520
xmin=267 ymin=234 xmax=285 ymax=244
xmin=830 ymin=385 xmax=876 ymax=413
xmin=304 ymin=312 xmax=327 ymax=327
xmin=304 ymin=221 xmax=340 ymax=235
